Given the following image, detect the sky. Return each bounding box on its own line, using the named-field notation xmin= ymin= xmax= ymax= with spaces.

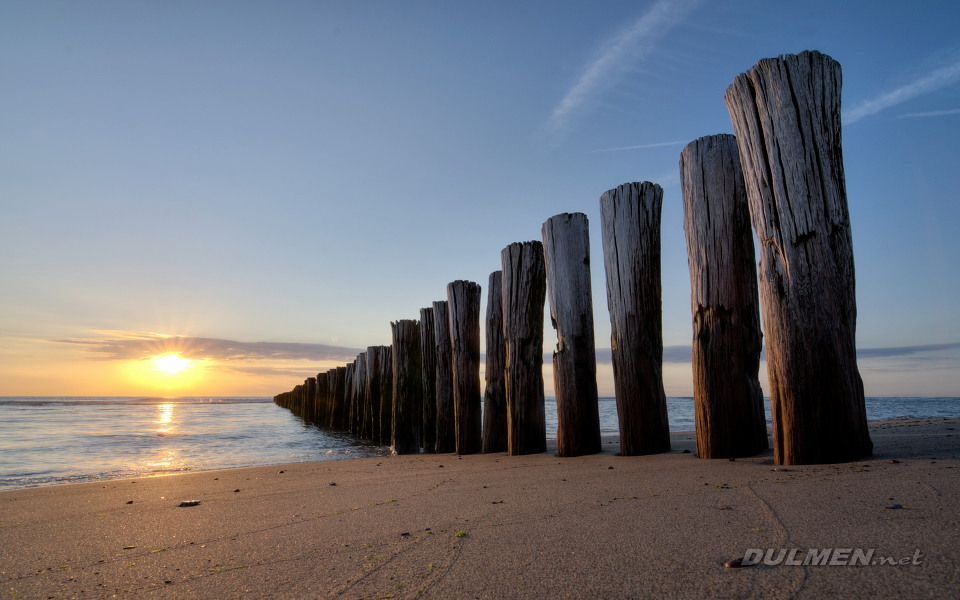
xmin=1 ymin=0 xmax=959 ymax=398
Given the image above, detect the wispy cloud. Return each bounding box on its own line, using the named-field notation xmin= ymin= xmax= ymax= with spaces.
xmin=845 ymin=52 xmax=960 ymax=124
xmin=590 ymin=140 xmax=688 ymax=153
xmin=897 ymin=108 xmax=960 ymax=119
xmin=856 ymin=342 xmax=960 ymax=359
xmin=53 ymin=332 xmax=363 ymax=363
xmin=546 ymin=0 xmax=702 ymax=132
xmin=587 ymin=343 xmax=960 ymax=366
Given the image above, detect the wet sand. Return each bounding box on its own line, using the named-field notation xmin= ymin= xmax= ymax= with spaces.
xmin=1 ymin=418 xmax=958 ymax=599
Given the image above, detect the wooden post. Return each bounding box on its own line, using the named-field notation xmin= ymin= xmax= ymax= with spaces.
xmin=542 ymin=213 xmax=603 ymax=457
xmin=332 ymin=366 xmax=347 ymax=429
xmin=420 ymin=308 xmax=438 ymax=453
xmin=447 ymin=280 xmax=483 ymax=455
xmin=378 ymin=346 xmax=394 ymax=446
xmin=680 ymin=134 xmax=768 ymax=459
xmin=482 ymin=270 xmax=507 ymax=453
xmin=725 ymin=50 xmax=872 ymax=464
xmin=391 ymin=319 xmax=422 ymax=454
xmin=345 ymin=361 xmax=356 ymax=433
xmin=501 ymin=242 xmax=547 ymax=456
xmin=315 ymin=373 xmax=326 ymax=426
xmin=365 ymin=347 xmax=383 ymax=444
xmin=433 ymin=300 xmax=456 ymax=453
xmin=600 ymin=182 xmax=671 ymax=456
xmin=299 ymin=383 xmax=308 ymax=420
xmin=354 ymin=352 xmax=368 ymax=438
xmin=305 ymin=377 xmax=318 ymax=425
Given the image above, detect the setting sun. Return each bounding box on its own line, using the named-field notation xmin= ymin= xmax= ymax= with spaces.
xmin=153 ymin=354 xmax=192 ymax=374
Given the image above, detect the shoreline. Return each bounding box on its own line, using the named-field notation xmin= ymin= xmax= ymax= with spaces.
xmin=1 ymin=417 xmax=958 ymax=598
xmin=3 ymin=415 xmax=956 ymax=493
xmin=3 ymin=415 xmax=954 ymax=493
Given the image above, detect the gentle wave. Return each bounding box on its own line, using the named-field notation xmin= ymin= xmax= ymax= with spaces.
xmin=0 ymin=396 xmax=955 ymax=491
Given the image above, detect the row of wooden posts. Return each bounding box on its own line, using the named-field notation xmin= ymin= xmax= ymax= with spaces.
xmin=275 ymin=50 xmax=873 ymax=465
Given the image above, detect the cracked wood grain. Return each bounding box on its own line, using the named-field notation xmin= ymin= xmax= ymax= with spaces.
xmin=681 ymin=134 xmax=768 ymax=459
xmin=501 ymin=241 xmax=547 ymax=456
xmin=600 ymin=182 xmax=671 ymax=456
xmin=542 ymin=212 xmax=602 ymax=457
xmin=724 ymin=50 xmax=872 ymax=464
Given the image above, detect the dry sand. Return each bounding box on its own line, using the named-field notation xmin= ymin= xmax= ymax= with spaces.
xmin=2 ymin=418 xmax=958 ymax=599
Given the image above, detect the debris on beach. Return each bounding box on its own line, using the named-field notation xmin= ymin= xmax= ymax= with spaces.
xmin=886 ymin=504 xmax=903 ymax=510
xmin=233 ymin=489 xmax=240 ymax=493
xmin=724 ymin=558 xmax=751 ymax=568
xmin=178 ymin=500 xmax=201 ymax=507
xmin=125 ymin=500 xmax=133 ymax=504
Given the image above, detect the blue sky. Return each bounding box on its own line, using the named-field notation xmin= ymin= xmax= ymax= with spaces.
xmin=1 ymin=1 xmax=958 ymax=396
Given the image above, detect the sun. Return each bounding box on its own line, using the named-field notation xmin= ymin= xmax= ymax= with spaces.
xmin=153 ymin=354 xmax=193 ymax=374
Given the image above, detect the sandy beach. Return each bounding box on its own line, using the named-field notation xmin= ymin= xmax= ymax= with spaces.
xmin=2 ymin=418 xmax=958 ymax=599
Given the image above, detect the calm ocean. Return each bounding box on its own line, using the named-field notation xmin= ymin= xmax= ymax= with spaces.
xmin=1 ymin=396 xmax=957 ymax=490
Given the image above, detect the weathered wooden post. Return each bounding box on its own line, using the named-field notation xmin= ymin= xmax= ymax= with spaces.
xmin=391 ymin=319 xmax=422 ymax=454
xmin=600 ymin=182 xmax=671 ymax=456
xmin=433 ymin=300 xmax=456 ymax=453
xmin=365 ymin=347 xmax=382 ymax=443
xmin=305 ymin=377 xmax=318 ymax=424
xmin=378 ymin=346 xmax=394 ymax=446
xmin=725 ymin=50 xmax=872 ymax=464
xmin=354 ymin=352 xmax=368 ymax=438
xmin=323 ymin=369 xmax=335 ymax=426
xmin=542 ymin=213 xmax=603 ymax=457
xmin=332 ymin=365 xmax=347 ymax=429
xmin=680 ymin=134 xmax=768 ymax=459
xmin=420 ymin=308 xmax=438 ymax=453
xmin=297 ymin=383 xmax=306 ymax=419
xmin=501 ymin=242 xmax=547 ymax=455
xmin=317 ymin=371 xmax=330 ymax=427
xmin=345 ymin=361 xmax=356 ymax=433
xmin=447 ymin=280 xmax=483 ymax=455
xmin=482 ymin=271 xmax=507 ymax=453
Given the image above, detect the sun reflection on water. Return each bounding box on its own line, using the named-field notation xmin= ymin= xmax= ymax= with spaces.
xmin=147 ymin=403 xmax=179 ymax=472
xmin=155 ymin=403 xmax=175 ymax=434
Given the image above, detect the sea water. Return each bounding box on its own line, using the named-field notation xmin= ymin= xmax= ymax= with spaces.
xmin=1 ymin=396 xmax=956 ymax=490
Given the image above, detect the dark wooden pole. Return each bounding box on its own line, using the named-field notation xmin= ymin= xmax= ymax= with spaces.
xmin=501 ymin=241 xmax=547 ymax=456
xmin=365 ymin=347 xmax=383 ymax=444
xmin=391 ymin=319 xmax=422 ymax=454
xmin=354 ymin=352 xmax=368 ymax=438
xmin=447 ymin=280 xmax=483 ymax=455
xmin=378 ymin=346 xmax=393 ymax=446
xmin=305 ymin=377 xmax=318 ymax=425
xmin=343 ymin=359 xmax=357 ymax=433
xmin=600 ymin=182 xmax=671 ymax=456
xmin=680 ymin=134 xmax=768 ymax=459
xmin=542 ymin=212 xmax=602 ymax=457
xmin=420 ymin=308 xmax=438 ymax=453
xmin=433 ymin=300 xmax=456 ymax=453
xmin=725 ymin=50 xmax=872 ymax=464
xmin=332 ymin=366 xmax=347 ymax=429
xmin=482 ymin=271 xmax=507 ymax=453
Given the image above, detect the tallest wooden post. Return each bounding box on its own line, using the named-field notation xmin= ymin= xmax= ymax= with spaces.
xmin=724 ymin=50 xmax=872 ymax=464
